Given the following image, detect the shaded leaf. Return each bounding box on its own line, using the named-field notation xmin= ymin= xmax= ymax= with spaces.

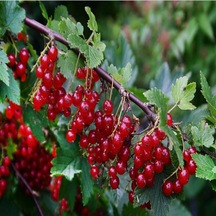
xmin=0 ymin=50 xmax=9 ymax=86
xmin=134 ymin=173 xmax=171 ymax=216
xmin=168 ymin=199 xmax=191 ymax=216
xmin=0 ymin=1 xmax=25 ymax=36
xmin=192 ymin=153 xmax=216 ymax=181
xmin=0 ymin=70 xmax=20 ymax=104
xmin=22 ymin=104 xmax=49 ymax=143
xmin=80 ymin=159 xmax=94 ymax=205
xmin=198 ymin=13 xmax=214 ymax=40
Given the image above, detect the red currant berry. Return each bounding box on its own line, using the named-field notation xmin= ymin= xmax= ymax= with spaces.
xmin=48 ymin=45 xmax=58 ymax=62
xmin=108 ymin=166 xmax=117 ymax=178
xmin=90 ymin=165 xmax=100 ymax=179
xmin=178 ymin=168 xmax=190 ymax=185
xmin=167 ymin=113 xmax=173 ymax=126
xmin=103 ymin=100 xmax=113 ymax=115
xmin=162 ymin=180 xmax=173 ymax=196
xmin=66 ymin=129 xmax=76 ymax=143
xmin=136 ymin=173 xmax=146 ymax=188
xmin=7 ymin=53 xmax=16 ymax=67
xmin=109 ymin=176 xmax=119 ymax=189
xmin=173 ymin=179 xmax=183 ymax=194
xmin=186 ymin=159 xmax=197 ymax=175
xmin=19 ymin=48 xmax=29 ymax=64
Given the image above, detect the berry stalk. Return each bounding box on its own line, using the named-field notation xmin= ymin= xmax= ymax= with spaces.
xmin=24 ymin=17 xmax=156 ymax=121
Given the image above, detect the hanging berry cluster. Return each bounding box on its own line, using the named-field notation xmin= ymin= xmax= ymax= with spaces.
xmin=7 ymin=47 xmax=29 ymax=82
xmin=0 ymin=102 xmax=53 ymax=197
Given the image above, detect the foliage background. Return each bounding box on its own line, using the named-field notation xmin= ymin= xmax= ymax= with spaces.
xmin=1 ymin=1 xmax=216 ymax=216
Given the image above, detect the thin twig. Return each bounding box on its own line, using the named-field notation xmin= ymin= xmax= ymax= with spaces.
xmin=11 ymin=162 xmax=45 ymax=216
xmin=24 ymin=17 xmax=156 ymax=121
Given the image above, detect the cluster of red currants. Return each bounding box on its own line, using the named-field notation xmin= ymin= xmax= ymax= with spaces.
xmin=7 ymin=47 xmax=29 ymax=82
xmin=0 ymin=103 xmax=23 ymax=198
xmin=162 ymin=146 xmax=197 ymax=196
xmin=33 ymin=45 xmax=74 ymax=121
xmin=128 ymin=122 xmax=171 ymax=204
xmin=14 ymin=138 xmax=53 ymax=194
xmin=0 ymin=156 xmax=11 ymax=198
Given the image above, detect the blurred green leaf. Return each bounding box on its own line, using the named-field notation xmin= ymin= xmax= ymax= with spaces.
xmin=122 ymin=203 xmax=148 ymax=216
xmin=0 ymin=1 xmax=25 ymax=36
xmin=54 ymin=5 xmax=68 ymax=20
xmin=104 ymin=33 xmax=138 ymax=87
xmin=0 ymin=70 xmax=20 ymax=105
xmin=39 ymin=1 xmax=49 ymax=21
xmin=191 ymin=121 xmax=215 ymax=148
xmin=168 ymin=199 xmax=191 ymax=216
xmin=192 ymin=153 xmax=216 ymax=181
xmin=198 ymin=13 xmax=214 ymax=40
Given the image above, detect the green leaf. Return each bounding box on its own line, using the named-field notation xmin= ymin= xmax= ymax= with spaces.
xmin=67 ymin=34 xmax=88 ymax=52
xmin=172 ymin=76 xmax=196 ymax=110
xmin=86 ymin=45 xmax=104 ymax=68
xmin=51 ymin=147 xmax=82 ymax=181
xmin=80 ymin=159 xmax=94 ymax=205
xmin=0 ymin=50 xmax=9 ymax=86
xmin=198 ymin=13 xmax=214 ymax=40
xmin=107 ymin=63 xmax=132 ymax=87
xmin=85 ymin=6 xmax=98 ymax=32
xmin=0 ymin=70 xmax=20 ymax=104
xmin=192 ymin=153 xmax=216 ymax=181
xmin=134 ymin=173 xmax=171 ymax=216
xmin=39 ymin=1 xmax=49 ymax=21
xmin=6 ymin=138 xmax=17 ymax=159
xmin=57 ymin=50 xmax=80 ymax=79
xmin=59 ymin=18 xmax=83 ymax=38
xmin=54 ymin=5 xmax=68 ymax=20
xmin=122 ymin=203 xmax=148 ymax=216
xmin=200 ymin=71 xmax=216 ymax=117
xmin=191 ymin=121 xmax=215 ymax=148
xmin=168 ymin=199 xmax=191 ymax=216
xmin=186 ymin=18 xmax=198 ymax=45
xmin=0 ymin=1 xmax=25 ymax=36
xmin=128 ymin=87 xmax=148 ymax=102
xmin=22 ymin=104 xmax=49 ymax=143
xmin=68 ymin=34 xmax=104 ymax=69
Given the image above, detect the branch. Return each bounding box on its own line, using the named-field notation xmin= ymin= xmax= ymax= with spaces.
xmin=11 ymin=163 xmax=45 ymax=216
xmin=24 ymin=17 xmax=156 ymax=121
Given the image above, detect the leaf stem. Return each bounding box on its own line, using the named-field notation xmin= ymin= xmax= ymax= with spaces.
xmin=24 ymin=17 xmax=156 ymax=121
xmin=11 ymin=162 xmax=45 ymax=216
